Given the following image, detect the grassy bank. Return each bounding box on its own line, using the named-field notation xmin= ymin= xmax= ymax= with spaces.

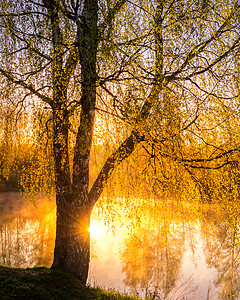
xmin=0 ymin=266 xmax=139 ymax=300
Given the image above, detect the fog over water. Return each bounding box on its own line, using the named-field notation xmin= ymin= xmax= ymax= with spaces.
xmin=0 ymin=193 xmax=240 ymax=299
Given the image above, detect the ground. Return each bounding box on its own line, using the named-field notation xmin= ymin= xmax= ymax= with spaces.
xmin=0 ymin=266 xmax=140 ymax=300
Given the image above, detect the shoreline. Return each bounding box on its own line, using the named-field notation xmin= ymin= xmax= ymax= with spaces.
xmin=0 ymin=266 xmax=139 ymax=300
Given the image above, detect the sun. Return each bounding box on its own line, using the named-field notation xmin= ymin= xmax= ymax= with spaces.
xmin=88 ymin=220 xmax=105 ymax=238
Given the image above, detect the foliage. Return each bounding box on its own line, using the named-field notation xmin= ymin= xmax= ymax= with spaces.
xmin=0 ymin=102 xmax=54 ymax=197
xmin=0 ymin=0 xmax=240 ymax=283
xmin=0 ymin=0 xmax=239 ymax=200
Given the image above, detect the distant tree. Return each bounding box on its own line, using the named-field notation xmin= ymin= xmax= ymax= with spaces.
xmin=0 ymin=0 xmax=239 ymax=284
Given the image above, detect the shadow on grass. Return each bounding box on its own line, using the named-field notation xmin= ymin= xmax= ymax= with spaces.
xmin=0 ymin=266 xmax=139 ymax=300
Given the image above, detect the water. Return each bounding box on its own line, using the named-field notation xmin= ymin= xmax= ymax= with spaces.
xmin=0 ymin=193 xmax=240 ymax=299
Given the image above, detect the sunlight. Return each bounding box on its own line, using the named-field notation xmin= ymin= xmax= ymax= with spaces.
xmin=88 ymin=220 xmax=105 ymax=238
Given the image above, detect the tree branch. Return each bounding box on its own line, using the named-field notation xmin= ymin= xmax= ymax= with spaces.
xmin=98 ymin=0 xmax=128 ymax=41
xmin=166 ymin=2 xmax=239 ymax=81
xmin=88 ymin=132 xmax=142 ymax=206
xmin=179 ymin=37 xmax=240 ymax=80
xmin=89 ymin=0 xmax=164 ymax=205
xmin=0 ymin=68 xmax=53 ymax=106
xmin=63 ymin=44 xmax=79 ymax=83
xmin=0 ymin=12 xmax=48 ymax=17
xmin=5 ymin=24 xmax=52 ymax=61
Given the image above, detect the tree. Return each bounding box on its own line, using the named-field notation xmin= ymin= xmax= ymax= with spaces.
xmin=0 ymin=0 xmax=239 ymax=284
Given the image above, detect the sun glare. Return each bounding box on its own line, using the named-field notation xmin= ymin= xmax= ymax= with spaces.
xmin=88 ymin=220 xmax=105 ymax=238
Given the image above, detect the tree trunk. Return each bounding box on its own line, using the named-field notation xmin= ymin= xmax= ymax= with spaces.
xmin=50 ymin=103 xmax=93 ymax=284
xmin=52 ymin=193 xmax=91 ymax=284
xmin=51 ymin=0 xmax=98 ymax=285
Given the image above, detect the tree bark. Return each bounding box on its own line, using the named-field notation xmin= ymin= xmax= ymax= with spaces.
xmin=52 ymin=192 xmax=91 ymax=283
xmin=51 ymin=0 xmax=98 ymax=284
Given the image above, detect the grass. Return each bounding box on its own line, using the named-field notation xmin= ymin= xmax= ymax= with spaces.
xmin=0 ymin=266 xmax=140 ymax=300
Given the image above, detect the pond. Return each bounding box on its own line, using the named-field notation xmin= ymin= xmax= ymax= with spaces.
xmin=0 ymin=192 xmax=239 ymax=299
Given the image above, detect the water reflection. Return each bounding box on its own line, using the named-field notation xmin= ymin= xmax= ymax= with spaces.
xmin=201 ymin=214 xmax=240 ymax=299
xmin=0 ymin=193 xmax=55 ymax=267
xmin=0 ymin=193 xmax=240 ymax=299
xmin=120 ymin=210 xmax=185 ymax=298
